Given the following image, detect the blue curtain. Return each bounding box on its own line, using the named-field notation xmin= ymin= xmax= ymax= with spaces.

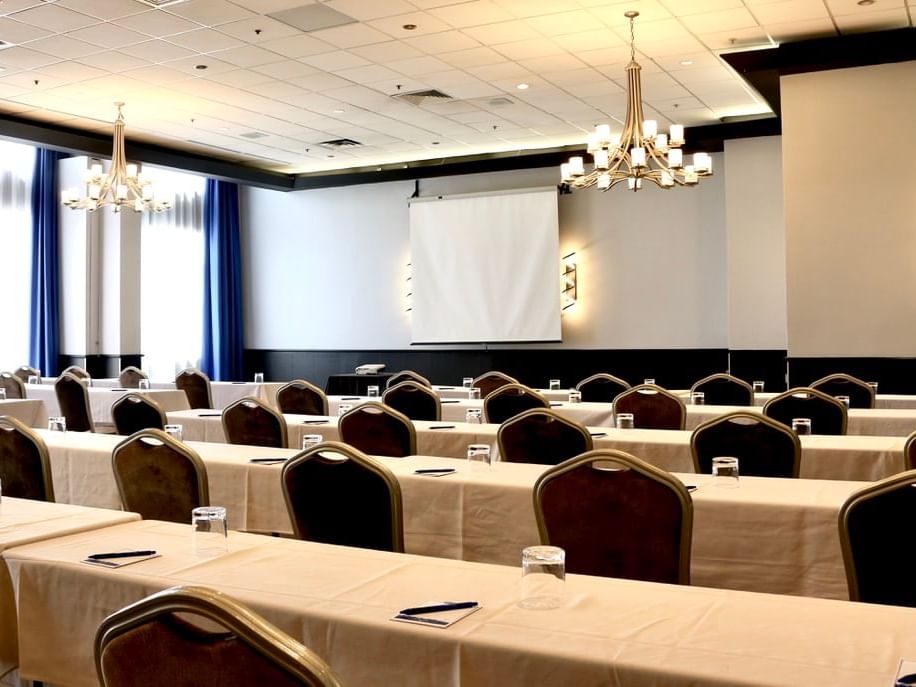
xmin=29 ymin=149 xmax=66 ymax=376
xmin=201 ymin=178 xmax=244 ymax=381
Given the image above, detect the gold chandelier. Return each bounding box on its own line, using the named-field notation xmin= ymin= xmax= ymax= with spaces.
xmin=61 ymin=102 xmax=171 ymax=213
xmin=560 ymin=11 xmax=712 ymax=192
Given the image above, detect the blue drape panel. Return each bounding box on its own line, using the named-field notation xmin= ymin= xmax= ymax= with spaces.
xmin=29 ymin=149 xmax=66 ymax=375
xmin=201 ymin=178 xmax=244 ymax=381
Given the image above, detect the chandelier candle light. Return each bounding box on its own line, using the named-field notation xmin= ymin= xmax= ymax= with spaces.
xmin=561 ymin=11 xmax=712 ymax=192
xmin=61 ymin=102 xmax=171 ymax=213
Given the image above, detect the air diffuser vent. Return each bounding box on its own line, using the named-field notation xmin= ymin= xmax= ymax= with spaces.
xmin=320 ymin=138 xmax=361 ymax=147
xmin=391 ymin=89 xmax=453 ymax=106
xmin=239 ymin=131 xmax=269 ymax=140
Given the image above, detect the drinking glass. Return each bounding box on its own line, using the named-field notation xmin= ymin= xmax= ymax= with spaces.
xmin=568 ymin=390 xmax=581 ymax=404
xmin=643 ymin=378 xmax=655 ymax=386
xmin=691 ymin=391 xmax=705 ymax=405
xmin=519 ymin=545 xmax=565 ymax=610
xmin=752 ymin=381 xmax=765 ymax=393
xmin=835 ymin=395 xmax=850 ymax=408
xmin=253 ymin=372 xmax=265 ymax=384
xmin=467 ymin=444 xmax=491 ymax=472
xmin=792 ymin=418 xmax=812 ymax=435
xmin=468 ymin=387 xmax=481 ymax=400
xmin=0 ymin=389 xmax=5 ymax=400
xmin=48 ymin=416 xmax=67 ymax=432
xmin=465 ymin=408 xmax=482 ymax=424
xmin=27 ymin=375 xmax=40 ymax=385
xmin=712 ymin=456 xmax=739 ymax=487
xmin=301 ymin=434 xmax=323 ymax=450
xmin=462 ymin=377 xmax=473 ymax=388
xmin=549 ymin=379 xmax=561 ymax=391
xmin=192 ymin=506 xmax=228 ymax=557
xmin=367 ymin=385 xmax=380 ymax=398
xmin=138 ymin=379 xmax=150 ymax=390
xmin=164 ymin=424 xmax=183 ymax=441
xmin=615 ymin=413 xmax=634 ymax=429
xmin=338 ymin=403 xmax=352 ymax=417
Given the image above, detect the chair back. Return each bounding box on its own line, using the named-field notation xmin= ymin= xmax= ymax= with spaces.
xmin=382 ymin=381 xmax=440 ymax=421
xmin=0 ymin=372 xmax=25 ymax=399
xmin=811 ymin=373 xmax=875 ymax=409
xmin=222 ymin=398 xmax=288 ymax=448
xmin=61 ymin=365 xmax=91 ymax=380
xmin=575 ymin=373 xmax=630 ymax=403
xmin=13 ymin=365 xmax=40 ymax=383
xmin=690 ymin=411 xmax=801 ymax=478
xmin=118 ymin=366 xmax=148 ymax=389
xmin=112 ymin=393 xmax=167 ymax=435
xmin=337 ymin=402 xmax=416 ymax=457
xmin=905 ymin=431 xmax=916 ymax=471
xmin=534 ymin=449 xmax=693 ymax=584
xmin=690 ymin=373 xmax=753 ymax=406
xmin=175 ymin=368 xmax=213 ymax=410
xmin=281 ymin=441 xmax=404 ymax=552
xmin=0 ymin=415 xmax=55 ymax=501
xmin=385 ymin=370 xmax=430 ymax=389
xmin=111 ymin=429 xmax=209 ymax=523
xmin=612 ymin=384 xmax=686 ymax=430
xmin=55 ymin=371 xmax=95 ymax=432
xmin=838 ymin=470 xmax=916 ymax=606
xmin=497 ymin=409 xmax=593 ymax=465
xmin=763 ymin=387 xmax=847 ymax=435
xmin=95 ymin=586 xmax=342 ymax=687
xmin=276 ymin=380 xmax=328 ymax=416
xmin=472 ymin=371 xmax=518 ymax=398
xmin=483 ymin=383 xmax=548 ymax=424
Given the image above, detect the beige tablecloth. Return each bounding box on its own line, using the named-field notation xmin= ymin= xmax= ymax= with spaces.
xmin=25 ymin=384 xmax=189 ymax=425
xmin=7 ymin=520 xmax=916 ymax=687
xmin=685 ymin=404 xmax=916 ymax=437
xmin=0 ymin=400 xmax=48 ymax=428
xmin=0 ymin=499 xmax=138 ymax=682
xmin=433 ymin=385 xmax=570 ymax=401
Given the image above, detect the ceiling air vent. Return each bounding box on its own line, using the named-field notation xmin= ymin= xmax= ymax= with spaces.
xmin=391 ymin=89 xmax=453 ymax=106
xmin=134 ymin=0 xmax=189 ymax=7
xmin=239 ymin=131 xmax=269 ymax=140
xmin=320 ymin=138 xmax=361 ymax=147
xmin=0 ymin=40 xmax=14 ymax=50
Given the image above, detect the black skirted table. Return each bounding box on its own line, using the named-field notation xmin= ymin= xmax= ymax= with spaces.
xmin=325 ymin=373 xmax=394 ymax=395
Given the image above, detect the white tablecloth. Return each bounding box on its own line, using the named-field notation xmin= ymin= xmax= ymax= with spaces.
xmin=24 ymin=384 xmax=189 ymax=425
xmin=433 ymin=385 xmax=571 ymax=401
xmin=7 ymin=520 xmax=916 ymax=687
xmin=0 ymin=399 xmax=48 ymax=428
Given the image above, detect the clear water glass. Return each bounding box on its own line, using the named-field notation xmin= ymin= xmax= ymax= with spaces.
xmin=792 ymin=418 xmax=812 ymax=435
xmin=616 ymin=412 xmax=634 ymax=429
xmin=468 ymin=387 xmax=481 ymax=400
xmin=549 ymin=379 xmax=561 ymax=391
xmin=752 ymin=381 xmax=765 ymax=393
xmin=465 ymin=408 xmax=482 ymax=424
xmin=462 ymin=377 xmax=473 ymax=388
xmin=192 ymin=506 xmax=228 ymax=557
xmin=691 ymin=391 xmax=705 ymax=405
xmin=138 ymin=379 xmax=150 ymax=390
xmin=27 ymin=375 xmax=40 ymax=385
xmin=253 ymin=372 xmax=264 ymax=384
xmin=48 ymin=416 xmax=66 ymax=432
xmin=467 ymin=444 xmax=491 ymax=471
xmin=568 ymin=390 xmax=581 ymax=404
xmin=519 ymin=545 xmax=566 ymax=610
xmin=164 ymin=424 xmax=183 ymax=441
xmin=338 ymin=403 xmax=352 ymax=417
xmin=835 ymin=395 xmax=850 ymax=408
xmin=301 ymin=433 xmax=322 ymax=450
xmin=712 ymin=456 xmax=739 ymax=487
xmin=367 ymin=385 xmax=379 ymax=398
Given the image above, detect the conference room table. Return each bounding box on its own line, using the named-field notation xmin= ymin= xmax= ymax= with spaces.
xmin=0 ymin=498 xmax=139 ymax=683
xmin=32 ymin=428 xmax=855 ymax=600
xmin=24 ymin=384 xmax=189 ymax=425
xmin=86 ymin=378 xmax=284 ymax=410
xmin=433 ymin=385 xmax=570 ymax=401
xmin=165 ymin=409 xmax=908 ymax=481
xmin=0 ymin=399 xmax=47 ymax=428
xmin=675 ymin=389 xmax=916 ymax=410
xmin=6 ymin=520 xmax=916 ymax=687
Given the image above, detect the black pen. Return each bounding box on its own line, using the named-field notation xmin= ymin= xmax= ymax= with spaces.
xmin=341 ymin=397 xmax=360 ymax=400
xmin=399 ymin=601 xmax=478 ymax=615
xmin=87 ymin=550 xmax=157 ymax=560
xmin=198 ymin=413 xmax=221 ymax=417
xmin=302 ymin=419 xmax=329 ymax=424
xmin=429 ymin=425 xmax=455 ymax=430
xmin=590 ymin=432 xmax=607 ymax=437
xmin=414 ymin=468 xmax=456 ymax=475
xmin=250 ymin=458 xmax=287 ymax=464
xmin=440 ymin=400 xmax=460 ymax=404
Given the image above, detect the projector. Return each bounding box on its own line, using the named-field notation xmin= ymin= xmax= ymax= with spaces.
xmin=355 ymin=364 xmax=386 ymax=375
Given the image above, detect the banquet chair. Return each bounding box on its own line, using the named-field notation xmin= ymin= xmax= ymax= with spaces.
xmin=472 ymin=371 xmax=518 ymax=398
xmin=175 ymin=368 xmax=213 ymax=410
xmin=811 ymin=373 xmax=875 ymax=409
xmin=337 ymin=402 xmax=416 ymax=457
xmin=382 ymin=381 xmax=441 ymax=421
xmin=118 ymin=365 xmax=148 ymax=389
xmin=276 ymin=380 xmax=328 ymax=416
xmin=282 ymin=441 xmax=404 ymax=553
xmin=61 ymin=364 xmax=91 ymax=380
xmin=222 ymin=398 xmax=288 ymax=448
xmin=0 ymin=415 xmax=55 ymax=501
xmin=904 ymin=431 xmax=916 ymax=471
xmin=690 ymin=411 xmax=801 ymax=478
xmin=0 ymin=371 xmax=25 ymax=399
xmin=689 ymin=373 xmax=754 ymax=406
xmin=55 ymin=371 xmax=95 ymax=432
xmin=385 ymin=370 xmax=430 ymax=389
xmin=575 ymin=373 xmax=630 ymax=403
xmin=111 ymin=393 xmax=167 ymax=436
xmin=112 ymin=429 xmax=209 ymax=523
xmin=497 ymin=409 xmax=593 ymax=465
xmin=534 ymin=449 xmax=693 ymax=584
xmin=612 ymin=384 xmax=686 ymax=430
xmin=838 ymin=470 xmax=916 ymax=606
xmin=763 ymin=387 xmax=847 ymax=435
xmin=484 ymin=384 xmax=549 ymax=424
xmin=95 ymin=585 xmax=342 ymax=687
xmin=13 ymin=365 xmax=40 ymax=383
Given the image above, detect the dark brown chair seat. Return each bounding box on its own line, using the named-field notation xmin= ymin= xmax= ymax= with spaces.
xmin=691 ymin=411 xmax=801 ymax=478
xmin=222 ymin=398 xmax=288 ymax=448
xmin=385 ymin=370 xmax=430 ymax=389
xmin=54 ymin=371 xmax=95 ymax=432
xmin=534 ymin=449 xmax=693 ymax=584
xmin=276 ymin=380 xmax=328 ymax=416
xmin=690 ymin=373 xmax=753 ymax=406
xmin=118 ymin=366 xmax=149 ymax=389
xmin=497 ymin=409 xmax=593 ymax=465
xmin=0 ymin=371 xmax=25 ymax=399
xmin=281 ymin=441 xmax=404 ymax=552
xmin=95 ymin=586 xmax=342 ymax=687
xmin=483 ymin=383 xmax=548 ymax=424
xmin=472 ymin=371 xmax=518 ymax=398
xmin=112 ymin=393 xmax=167 ymax=436
xmin=612 ymin=384 xmax=686 ymax=430
xmin=175 ymin=368 xmax=213 ymax=410
xmin=382 ymin=381 xmax=440 ymax=421
xmin=763 ymin=387 xmax=847 ymax=435
xmin=337 ymin=402 xmax=416 ymax=457
xmin=575 ymin=373 xmax=630 ymax=403
xmin=0 ymin=415 xmax=55 ymax=501
xmin=811 ymin=373 xmax=875 ymax=409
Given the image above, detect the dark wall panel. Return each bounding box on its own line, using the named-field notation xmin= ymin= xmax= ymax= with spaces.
xmin=788 ymin=357 xmax=916 ymax=393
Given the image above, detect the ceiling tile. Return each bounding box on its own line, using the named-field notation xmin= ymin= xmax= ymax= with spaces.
xmin=256 ymin=33 xmax=336 ymax=58
xmin=35 ymin=61 xmax=108 ymax=81
xmin=299 ymin=49 xmax=370 ymax=71
xmin=350 ymin=40 xmax=424 ymax=62
xmin=428 ymin=1 xmax=515 ymax=28
xmin=0 ymin=17 xmax=52 ymax=44
xmin=122 ymin=64 xmax=192 ymax=85
xmin=324 ymin=0 xmax=417 ymax=21
xmin=588 ymin=1 xmax=674 ymax=26
xmin=679 ymin=7 xmax=760 ymax=33
xmin=524 ymin=9 xmax=605 ymax=35
xmin=67 ymin=23 xmax=160 ymax=49
xmin=0 ymin=46 xmax=59 ymax=70
xmin=384 ymin=54 xmax=453 ymax=76
xmin=367 ymin=11 xmax=453 ymax=38
xmin=404 ymin=29 xmax=481 ymax=53
xmin=165 ymin=0 xmax=258 ymax=27
xmin=750 ymin=0 xmax=830 ymax=23
xmin=167 ymin=27 xmax=245 ymax=52
xmin=834 ymin=8 xmax=912 ymax=31
xmin=77 ymin=50 xmax=151 ymax=72
xmin=211 ymin=44 xmax=284 ymax=67
xmin=436 ymin=45 xmax=504 ymax=68
xmin=9 ymin=4 xmax=99 ymax=32
xmin=205 ymin=68 xmax=275 ymax=87
xmin=309 ymin=22 xmax=393 ymax=48
xmin=461 ymin=19 xmax=541 ymax=43
xmin=492 ymin=37 xmax=565 ymax=60
xmin=165 ymin=54 xmax=238 ymax=76
xmin=288 ymin=71 xmax=352 ymax=90
xmin=216 ymin=16 xmax=302 ymax=43
xmin=491 ymin=0 xmax=582 ymax=18
xmin=123 ymin=39 xmax=196 ymax=62
xmin=25 ymin=34 xmax=101 ymax=59
xmin=115 ymin=11 xmax=202 ymax=37
xmin=249 ymin=59 xmax=319 ymax=79
xmin=333 ymin=63 xmax=402 ymax=83
xmin=552 ymin=29 xmax=624 ymax=52
xmin=662 ymin=0 xmax=746 ymax=15
xmin=763 ymin=18 xmax=837 ymax=41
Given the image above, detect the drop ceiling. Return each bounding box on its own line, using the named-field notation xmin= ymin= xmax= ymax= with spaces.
xmin=0 ymin=0 xmax=912 ymax=175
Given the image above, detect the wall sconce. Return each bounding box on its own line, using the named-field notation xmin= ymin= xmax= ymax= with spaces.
xmin=561 ymin=252 xmax=577 ymax=310
xmin=405 ymin=262 xmax=412 ymax=313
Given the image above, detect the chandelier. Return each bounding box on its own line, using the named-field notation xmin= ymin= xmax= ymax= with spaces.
xmin=560 ymin=11 xmax=712 ymax=192
xmin=61 ymin=102 xmax=171 ymax=213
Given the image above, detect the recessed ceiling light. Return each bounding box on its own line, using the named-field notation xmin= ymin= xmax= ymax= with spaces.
xmin=432 ymin=141 xmax=440 ymax=145
xmin=332 ymin=108 xmax=344 ymax=113
xmin=516 ymin=83 xmax=529 ymax=90
xmin=857 ymin=0 xmax=875 ymax=5
xmin=195 ymin=64 xmax=207 ymax=70
xmin=680 ymin=59 xmax=694 ymax=66
xmin=402 ymin=23 xmax=417 ymax=30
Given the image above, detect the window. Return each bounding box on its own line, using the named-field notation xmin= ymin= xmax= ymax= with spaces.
xmin=140 ymin=167 xmax=206 ymax=381
xmin=0 ymin=141 xmax=35 ymax=371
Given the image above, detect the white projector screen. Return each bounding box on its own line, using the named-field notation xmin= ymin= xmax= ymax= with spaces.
xmin=409 ymin=187 xmax=561 ymax=344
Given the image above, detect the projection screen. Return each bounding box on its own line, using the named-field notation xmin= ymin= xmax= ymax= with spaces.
xmin=408 ymin=187 xmax=561 ymax=344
